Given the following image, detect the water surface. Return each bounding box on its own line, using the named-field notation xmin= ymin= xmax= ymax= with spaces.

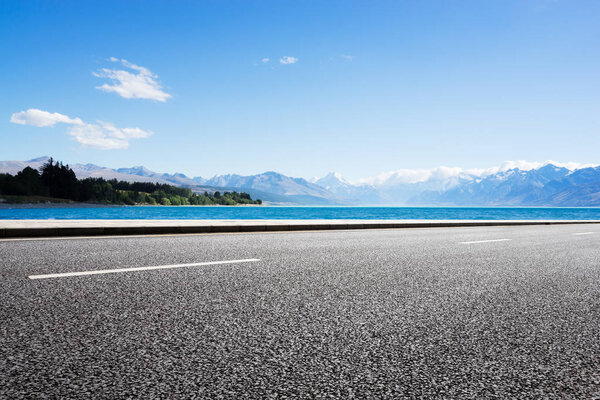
xmin=1 ymin=206 xmax=599 ymax=220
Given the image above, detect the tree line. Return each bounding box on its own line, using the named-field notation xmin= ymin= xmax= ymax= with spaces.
xmin=0 ymin=158 xmax=262 ymax=206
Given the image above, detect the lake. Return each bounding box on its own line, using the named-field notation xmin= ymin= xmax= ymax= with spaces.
xmin=0 ymin=206 xmax=599 ymax=220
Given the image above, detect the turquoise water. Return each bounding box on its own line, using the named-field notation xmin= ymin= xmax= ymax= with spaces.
xmin=0 ymin=206 xmax=599 ymax=220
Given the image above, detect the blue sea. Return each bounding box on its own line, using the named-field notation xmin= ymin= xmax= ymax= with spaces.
xmin=0 ymin=206 xmax=599 ymax=220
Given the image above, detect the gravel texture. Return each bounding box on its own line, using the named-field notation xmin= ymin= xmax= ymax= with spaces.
xmin=1 ymin=225 xmax=600 ymax=399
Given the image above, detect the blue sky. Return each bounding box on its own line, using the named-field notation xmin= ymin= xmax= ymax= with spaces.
xmin=2 ymin=0 xmax=599 ymax=180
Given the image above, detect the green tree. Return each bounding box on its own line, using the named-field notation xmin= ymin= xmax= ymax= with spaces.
xmin=15 ymin=167 xmax=45 ymax=195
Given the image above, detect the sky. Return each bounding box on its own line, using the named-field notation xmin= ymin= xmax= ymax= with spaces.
xmin=1 ymin=0 xmax=599 ymax=181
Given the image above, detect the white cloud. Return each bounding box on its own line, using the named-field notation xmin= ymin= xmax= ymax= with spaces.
xmin=10 ymin=109 xmax=151 ymax=150
xmin=67 ymin=122 xmax=152 ymax=150
xmin=280 ymin=56 xmax=298 ymax=65
xmin=10 ymin=109 xmax=83 ymax=127
xmin=340 ymin=54 xmax=353 ymax=61
xmin=261 ymin=57 xmax=270 ymax=63
xmin=362 ymin=167 xmax=469 ymax=186
xmin=93 ymin=58 xmax=171 ymax=102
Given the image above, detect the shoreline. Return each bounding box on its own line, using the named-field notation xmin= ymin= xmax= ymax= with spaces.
xmin=1 ymin=203 xmax=600 ymax=209
xmin=0 ymin=203 xmax=264 ymax=209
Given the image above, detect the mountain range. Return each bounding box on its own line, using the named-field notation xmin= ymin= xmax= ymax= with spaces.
xmin=1 ymin=156 xmax=599 ymax=206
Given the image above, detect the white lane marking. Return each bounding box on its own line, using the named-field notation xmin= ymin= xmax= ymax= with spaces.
xmin=460 ymin=239 xmax=512 ymax=244
xmin=28 ymin=258 xmax=260 ymax=280
xmin=572 ymin=232 xmax=596 ymax=236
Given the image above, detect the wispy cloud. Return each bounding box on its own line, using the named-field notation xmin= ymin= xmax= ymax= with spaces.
xmin=280 ymin=56 xmax=298 ymax=65
xmin=10 ymin=109 xmax=83 ymax=127
xmin=93 ymin=58 xmax=171 ymax=102
xmin=10 ymin=108 xmax=152 ymax=150
xmin=362 ymin=167 xmax=470 ymax=186
xmin=340 ymin=54 xmax=353 ymax=61
xmin=261 ymin=57 xmax=270 ymax=63
xmin=66 ymin=121 xmax=152 ymax=150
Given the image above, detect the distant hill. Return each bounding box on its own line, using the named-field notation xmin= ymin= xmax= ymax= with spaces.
xmin=0 ymin=157 xmax=342 ymax=205
xmin=0 ymin=157 xmax=189 ymax=185
xmin=0 ymin=156 xmax=50 ymax=175
xmin=115 ymin=166 xmax=206 ymax=186
xmin=2 ymin=157 xmax=600 ymax=206
xmin=205 ymin=171 xmax=342 ymax=204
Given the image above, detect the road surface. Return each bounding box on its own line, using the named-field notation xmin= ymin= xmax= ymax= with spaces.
xmin=1 ymin=225 xmax=600 ymax=398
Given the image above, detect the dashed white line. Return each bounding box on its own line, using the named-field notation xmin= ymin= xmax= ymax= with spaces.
xmin=459 ymin=239 xmax=512 ymax=244
xmin=572 ymin=232 xmax=596 ymax=236
xmin=28 ymin=258 xmax=260 ymax=280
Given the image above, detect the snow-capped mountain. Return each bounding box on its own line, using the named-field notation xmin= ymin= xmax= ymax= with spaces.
xmin=310 ymin=162 xmax=600 ymax=206
xmin=2 ymin=157 xmax=600 ymax=206
xmin=406 ymin=164 xmax=600 ymax=206
xmin=538 ymin=166 xmax=600 ymax=206
xmin=313 ymin=172 xmax=381 ymax=204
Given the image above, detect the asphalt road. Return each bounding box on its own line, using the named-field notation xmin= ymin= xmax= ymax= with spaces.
xmin=1 ymin=225 xmax=600 ymax=399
